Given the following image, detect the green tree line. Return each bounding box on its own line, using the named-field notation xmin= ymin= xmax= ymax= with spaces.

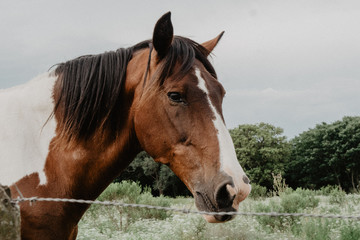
xmin=117 ymin=116 xmax=360 ymax=195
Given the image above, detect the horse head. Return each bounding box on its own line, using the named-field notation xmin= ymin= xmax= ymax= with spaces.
xmin=133 ymin=12 xmax=251 ymax=222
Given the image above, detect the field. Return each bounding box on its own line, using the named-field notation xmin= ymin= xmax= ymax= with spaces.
xmin=77 ymin=182 xmax=360 ymax=240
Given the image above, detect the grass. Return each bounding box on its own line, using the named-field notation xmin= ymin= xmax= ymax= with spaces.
xmin=77 ymin=182 xmax=360 ymax=240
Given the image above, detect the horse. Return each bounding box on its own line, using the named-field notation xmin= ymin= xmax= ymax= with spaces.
xmin=0 ymin=12 xmax=251 ymax=239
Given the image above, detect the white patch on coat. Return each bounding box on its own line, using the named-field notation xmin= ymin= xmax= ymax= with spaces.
xmin=195 ymin=69 xmax=248 ymax=196
xmin=0 ymin=72 xmax=56 ymax=186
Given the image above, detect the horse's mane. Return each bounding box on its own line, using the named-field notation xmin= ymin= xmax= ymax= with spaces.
xmin=54 ymin=36 xmax=216 ymax=141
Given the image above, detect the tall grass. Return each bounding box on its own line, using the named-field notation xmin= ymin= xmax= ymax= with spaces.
xmin=85 ymin=181 xmax=172 ymax=232
xmin=77 ymin=181 xmax=360 ymax=240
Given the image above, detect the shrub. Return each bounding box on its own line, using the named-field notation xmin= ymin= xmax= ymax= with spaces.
xmin=79 ymin=186 xmax=359 ymax=239
xmin=96 ymin=181 xmax=172 ymax=230
xmin=281 ymin=193 xmax=307 ymax=213
xmin=272 ymin=172 xmax=288 ymax=196
xmin=97 ymin=181 xmax=143 ymax=202
xmin=303 ymin=219 xmax=332 ymax=240
xmin=340 ymin=223 xmax=360 ymax=240
xmin=249 ymin=184 xmax=268 ymax=199
xmin=254 ymin=200 xmax=285 ymax=230
xmin=281 ymin=190 xmax=319 ymax=213
xmin=293 ymin=188 xmax=319 ymax=208
xmin=348 ymin=194 xmax=360 ymax=205
xmin=294 ymin=187 xmax=316 ymax=198
xmin=254 ymin=190 xmax=319 ymax=232
xmin=329 ymin=187 xmax=346 ymax=204
xmin=317 ymin=185 xmax=338 ymax=196
xmin=132 ymin=192 xmax=172 ymax=220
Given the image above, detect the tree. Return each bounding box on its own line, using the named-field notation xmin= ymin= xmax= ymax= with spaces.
xmin=116 ymin=152 xmax=190 ymax=197
xmin=230 ymin=123 xmax=291 ymax=189
xmin=286 ymin=116 xmax=360 ymax=192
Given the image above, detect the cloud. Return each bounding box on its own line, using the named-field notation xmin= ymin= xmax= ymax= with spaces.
xmin=223 ymin=76 xmax=360 ymax=138
xmin=0 ymin=0 xmax=359 ymax=137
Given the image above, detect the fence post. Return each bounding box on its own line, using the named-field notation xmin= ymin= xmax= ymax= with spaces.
xmin=0 ymin=184 xmax=20 ymax=240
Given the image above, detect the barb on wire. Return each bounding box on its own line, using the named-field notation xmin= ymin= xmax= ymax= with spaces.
xmin=12 ymin=196 xmax=360 ymax=220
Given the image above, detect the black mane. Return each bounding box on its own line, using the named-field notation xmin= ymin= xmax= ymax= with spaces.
xmin=54 ymin=36 xmax=216 ymax=141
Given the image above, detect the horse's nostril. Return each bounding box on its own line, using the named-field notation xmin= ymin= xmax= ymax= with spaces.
xmin=243 ymin=175 xmax=250 ymax=184
xmin=215 ymin=182 xmax=235 ymax=209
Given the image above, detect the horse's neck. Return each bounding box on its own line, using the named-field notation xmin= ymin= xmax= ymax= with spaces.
xmin=2 ymin=49 xmax=148 ymax=199
xmin=0 ymin=69 xmax=141 ymax=199
xmin=47 ymin=120 xmax=141 ymax=200
xmin=42 ymin=52 xmax=148 ymax=200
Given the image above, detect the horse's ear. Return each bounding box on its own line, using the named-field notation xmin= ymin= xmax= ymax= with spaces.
xmin=201 ymin=31 xmax=225 ymax=56
xmin=153 ymin=12 xmax=173 ymax=59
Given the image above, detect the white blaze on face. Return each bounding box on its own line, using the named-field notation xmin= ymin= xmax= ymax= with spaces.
xmin=0 ymin=72 xmax=57 ymax=186
xmin=195 ymin=69 xmax=250 ymax=206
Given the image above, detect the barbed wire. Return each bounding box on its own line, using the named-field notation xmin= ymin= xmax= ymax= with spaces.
xmin=11 ymin=196 xmax=360 ymax=220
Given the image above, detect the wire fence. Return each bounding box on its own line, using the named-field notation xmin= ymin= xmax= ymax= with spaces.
xmin=11 ymin=196 xmax=360 ymax=220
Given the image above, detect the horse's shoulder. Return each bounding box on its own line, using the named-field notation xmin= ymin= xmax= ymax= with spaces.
xmin=0 ymin=72 xmax=57 ymax=186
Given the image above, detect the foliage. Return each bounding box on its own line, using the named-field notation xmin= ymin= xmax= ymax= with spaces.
xmin=249 ymin=183 xmax=268 ymax=199
xmin=97 ymin=181 xmax=143 ymax=202
xmin=113 ymin=117 xmax=359 ymax=197
xmin=286 ymin=116 xmax=360 ymax=192
xmin=94 ymin=181 xmax=172 ymax=231
xmin=78 ymin=186 xmax=360 ymax=240
xmin=230 ymin=123 xmax=291 ymax=189
xmin=116 ymin=152 xmax=190 ymax=197
xmin=328 ymin=186 xmax=346 ymax=205
xmin=317 ymin=185 xmax=340 ymax=196
xmin=254 ymin=187 xmax=319 ymax=232
xmin=271 ymin=172 xmax=288 ymax=196
xmin=281 ymin=189 xmax=319 ymax=211
xmin=340 ymin=223 xmax=360 ymax=240
xmin=302 ymin=219 xmax=332 ymax=240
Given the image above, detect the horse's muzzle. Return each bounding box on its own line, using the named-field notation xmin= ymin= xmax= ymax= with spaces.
xmin=195 ymin=181 xmax=237 ymax=222
xmin=194 ymin=174 xmax=251 ymax=223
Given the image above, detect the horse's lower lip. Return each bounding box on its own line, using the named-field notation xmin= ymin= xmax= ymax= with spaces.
xmin=214 ymin=214 xmax=233 ymax=222
xmin=203 ymin=212 xmax=235 ymax=223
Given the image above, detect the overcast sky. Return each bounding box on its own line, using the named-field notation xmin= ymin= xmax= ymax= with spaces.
xmin=1 ymin=0 xmax=359 ymax=138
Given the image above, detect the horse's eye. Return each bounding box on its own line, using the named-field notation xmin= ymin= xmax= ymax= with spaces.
xmin=167 ymin=92 xmax=184 ymax=103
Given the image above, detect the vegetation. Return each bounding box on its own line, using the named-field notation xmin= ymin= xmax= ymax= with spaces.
xmin=116 ymin=152 xmax=190 ymax=197
xmin=286 ymin=116 xmax=360 ymax=192
xmin=77 ymin=181 xmax=360 ymax=240
xmin=117 ymin=116 xmax=360 ymax=194
xmin=93 ymin=181 xmax=172 ymax=230
xmin=88 ymin=117 xmax=360 ymax=237
xmin=230 ymin=123 xmax=291 ymax=189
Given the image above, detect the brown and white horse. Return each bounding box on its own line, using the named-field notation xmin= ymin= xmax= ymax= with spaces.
xmin=0 ymin=12 xmax=250 ymax=239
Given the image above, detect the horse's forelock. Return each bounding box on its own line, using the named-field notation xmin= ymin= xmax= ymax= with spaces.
xmin=158 ymin=36 xmax=216 ymax=85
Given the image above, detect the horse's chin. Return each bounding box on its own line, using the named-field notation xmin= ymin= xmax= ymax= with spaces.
xmin=202 ymin=214 xmax=236 ymax=223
